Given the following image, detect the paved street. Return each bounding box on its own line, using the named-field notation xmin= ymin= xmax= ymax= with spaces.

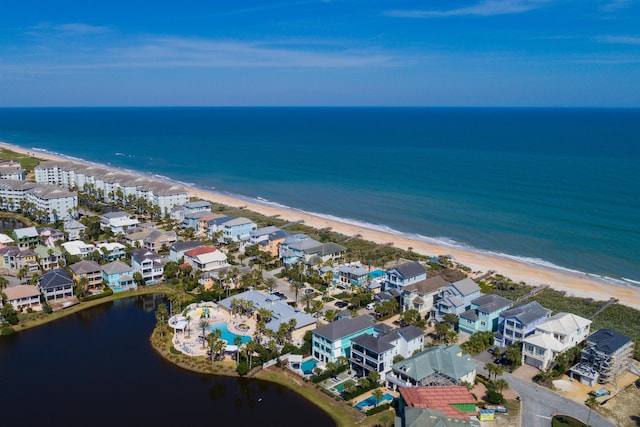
xmin=477 ymin=361 xmax=614 ymax=427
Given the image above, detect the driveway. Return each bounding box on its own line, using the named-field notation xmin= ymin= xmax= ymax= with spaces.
xmin=477 ymin=361 xmax=615 ymax=427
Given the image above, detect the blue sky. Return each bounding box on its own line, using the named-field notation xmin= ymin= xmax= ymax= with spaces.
xmin=1 ymin=0 xmax=639 ymax=106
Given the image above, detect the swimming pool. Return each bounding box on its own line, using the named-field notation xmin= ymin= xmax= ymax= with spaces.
xmin=369 ymin=270 xmax=385 ymax=279
xmin=301 ymin=359 xmax=317 ymax=375
xmin=355 ymin=393 xmax=394 ymax=409
xmin=208 ymin=322 xmax=251 ymax=345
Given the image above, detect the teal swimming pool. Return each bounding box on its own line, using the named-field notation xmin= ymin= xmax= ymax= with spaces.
xmin=208 ymin=322 xmax=251 ymax=345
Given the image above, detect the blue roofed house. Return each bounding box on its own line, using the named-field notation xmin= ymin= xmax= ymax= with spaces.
xmin=206 ymin=216 xmax=234 ymax=239
xmin=385 ymin=261 xmax=427 ymax=291
xmin=431 ymin=278 xmax=482 ymax=322
xmin=494 ymin=301 xmax=551 ymax=347
xmin=101 ymin=260 xmax=135 ymax=292
xmin=458 ymin=294 xmax=513 ymax=335
xmin=312 ymin=315 xmax=377 ymax=363
xmin=350 ymin=325 xmax=425 ymax=382
xmin=279 ymin=234 xmax=346 ymax=267
xmin=221 ymin=217 xmax=257 ymax=243
xmin=38 ymin=268 xmax=74 ymax=301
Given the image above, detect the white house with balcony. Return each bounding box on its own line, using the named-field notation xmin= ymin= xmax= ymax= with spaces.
xmin=385 ymin=261 xmax=427 ymax=291
xmin=350 ymin=325 xmax=424 ymax=382
xmin=522 ymin=312 xmax=592 ymax=370
xmin=100 ymin=211 xmax=140 ymax=235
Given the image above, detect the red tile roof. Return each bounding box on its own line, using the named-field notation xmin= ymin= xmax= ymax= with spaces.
xmin=184 ymin=246 xmax=217 ymax=257
xmin=399 ymin=386 xmax=476 ymax=419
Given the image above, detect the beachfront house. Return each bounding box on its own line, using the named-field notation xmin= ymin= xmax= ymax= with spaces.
xmin=0 ymin=246 xmax=38 ymax=274
xmin=101 ymin=260 xmax=135 ymax=292
xmin=312 ymin=315 xmax=377 ymax=364
xmin=34 ymin=245 xmax=64 ymax=271
xmin=221 ymin=217 xmax=257 ymax=243
xmin=183 ymin=200 xmax=211 ymax=214
xmin=169 ymin=240 xmax=204 ymax=263
xmin=349 ymin=325 xmax=424 ymax=382
xmin=206 ymin=216 xmax=234 ymax=238
xmin=38 ymin=268 xmax=74 ymax=301
xmin=385 ymin=262 xmax=427 ymax=291
xmin=183 ymin=246 xmax=228 ymax=273
xmin=401 ymin=276 xmax=449 ymax=319
xmin=279 ymin=234 xmax=346 ymax=267
xmin=1 ymin=285 xmax=41 ymax=311
xmin=494 ymin=301 xmax=551 ymax=348
xmin=431 ymin=278 xmax=481 ymax=322
xmin=100 ymin=211 xmax=140 ymax=235
xmin=12 ymin=226 xmax=40 ymax=248
xmin=387 ymin=345 xmax=477 ymax=389
xmin=257 ymin=229 xmax=291 ymax=257
xmin=64 ymin=219 xmax=86 ymax=241
xmin=130 ymin=248 xmax=165 ymax=285
xmin=521 ymin=312 xmax=592 ymax=370
xmin=70 ymin=260 xmax=104 ymax=292
xmin=570 ymin=329 xmax=634 ymax=386
xmin=249 ymin=226 xmax=282 ymax=245
xmin=338 ymin=264 xmax=370 ymax=289
xmin=458 ymin=294 xmax=513 ymax=335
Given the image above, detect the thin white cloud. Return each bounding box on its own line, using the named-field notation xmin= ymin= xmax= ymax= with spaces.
xmin=601 ymin=0 xmax=632 ymax=12
xmin=597 ymin=35 xmax=640 ymax=45
xmin=26 ymin=22 xmax=111 ymax=36
xmin=385 ymin=0 xmax=549 ymax=18
xmin=3 ymin=36 xmax=396 ymax=72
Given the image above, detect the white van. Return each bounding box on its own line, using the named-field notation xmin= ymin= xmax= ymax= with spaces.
xmin=366 ymin=303 xmax=376 ymax=311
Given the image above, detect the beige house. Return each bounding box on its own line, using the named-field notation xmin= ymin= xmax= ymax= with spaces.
xmin=70 ymin=260 xmax=104 ymax=291
xmin=401 ymin=276 xmax=449 ymax=318
xmin=2 ymin=285 xmax=41 ymax=311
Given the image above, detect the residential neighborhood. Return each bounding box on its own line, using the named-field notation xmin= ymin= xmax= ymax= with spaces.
xmin=0 ymin=155 xmax=638 ymax=427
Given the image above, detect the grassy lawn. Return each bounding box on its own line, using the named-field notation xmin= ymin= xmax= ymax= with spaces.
xmin=255 ymin=367 xmax=368 ymax=427
xmin=551 ymin=414 xmax=587 ymax=427
xmin=0 ymin=147 xmax=42 ymax=173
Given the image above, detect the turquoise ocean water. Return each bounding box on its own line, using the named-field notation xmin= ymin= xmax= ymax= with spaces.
xmin=0 ymin=107 xmax=637 ymax=286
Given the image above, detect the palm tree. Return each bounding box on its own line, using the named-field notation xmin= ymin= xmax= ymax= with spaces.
xmin=485 ymin=362 xmax=504 ymax=381
xmin=185 ymin=315 xmax=192 ymax=338
xmin=372 ymin=388 xmax=385 ymax=408
xmin=585 ymin=394 xmax=598 ymax=427
xmin=265 ymin=277 xmax=277 ymax=293
xmin=493 ymin=378 xmax=509 ymax=394
xmin=198 ymin=319 xmax=209 ymax=349
xmin=233 ymin=336 xmax=243 ymax=365
xmin=257 ymin=308 xmax=273 ymax=323
xmin=0 ymin=276 xmax=8 ymax=290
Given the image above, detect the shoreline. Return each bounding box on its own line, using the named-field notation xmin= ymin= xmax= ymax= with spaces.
xmin=3 ymin=141 xmax=640 ymax=309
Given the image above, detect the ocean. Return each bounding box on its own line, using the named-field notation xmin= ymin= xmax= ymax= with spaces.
xmin=0 ymin=107 xmax=638 ymax=286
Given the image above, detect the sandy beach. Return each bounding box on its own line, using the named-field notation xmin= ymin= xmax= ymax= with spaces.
xmin=5 ymin=141 xmax=640 ymax=309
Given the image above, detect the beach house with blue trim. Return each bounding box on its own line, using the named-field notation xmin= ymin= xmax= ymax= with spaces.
xmin=312 ymin=315 xmax=377 ymax=363
xmin=221 ymin=217 xmax=257 ymax=243
xmin=385 ymin=262 xmax=427 ymax=291
xmin=458 ymin=294 xmax=512 ymax=334
xmin=431 ymin=278 xmax=481 ymax=321
xmin=494 ymin=301 xmax=551 ymax=347
xmin=101 ymin=260 xmax=135 ymax=292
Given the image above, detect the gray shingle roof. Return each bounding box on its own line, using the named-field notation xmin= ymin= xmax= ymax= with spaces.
xmin=313 ymin=315 xmax=375 ymax=341
xmin=403 ymin=276 xmax=449 ymax=294
xmin=392 ymin=345 xmax=476 ymax=383
xmin=451 ymin=278 xmax=480 ymax=296
xmin=587 ymin=329 xmax=632 ymax=355
xmin=351 ymin=333 xmax=395 ymax=353
xmin=39 ymin=268 xmax=73 ymax=289
xmin=171 ymin=240 xmax=203 ymax=252
xmin=499 ymin=301 xmax=550 ymax=325
xmin=70 ymin=260 xmax=102 ymax=275
xmin=388 ymin=261 xmax=426 ymax=279
xmin=470 ymin=294 xmax=512 ymax=313
xmin=101 ymin=260 xmax=132 ymax=275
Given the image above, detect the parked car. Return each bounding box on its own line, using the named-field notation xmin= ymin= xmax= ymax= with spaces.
xmin=335 ymin=301 xmax=348 ymax=308
xmin=589 ymin=388 xmax=611 ymax=397
xmin=366 ymin=303 xmax=376 ymax=310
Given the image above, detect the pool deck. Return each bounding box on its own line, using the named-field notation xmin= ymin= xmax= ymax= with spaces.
xmin=169 ymin=302 xmax=256 ymax=357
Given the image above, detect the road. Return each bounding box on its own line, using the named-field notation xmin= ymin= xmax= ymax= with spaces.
xmin=477 ymin=362 xmax=614 ymax=427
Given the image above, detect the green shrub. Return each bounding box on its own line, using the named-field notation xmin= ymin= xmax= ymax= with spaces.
xmin=366 ymin=403 xmax=392 ymax=416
